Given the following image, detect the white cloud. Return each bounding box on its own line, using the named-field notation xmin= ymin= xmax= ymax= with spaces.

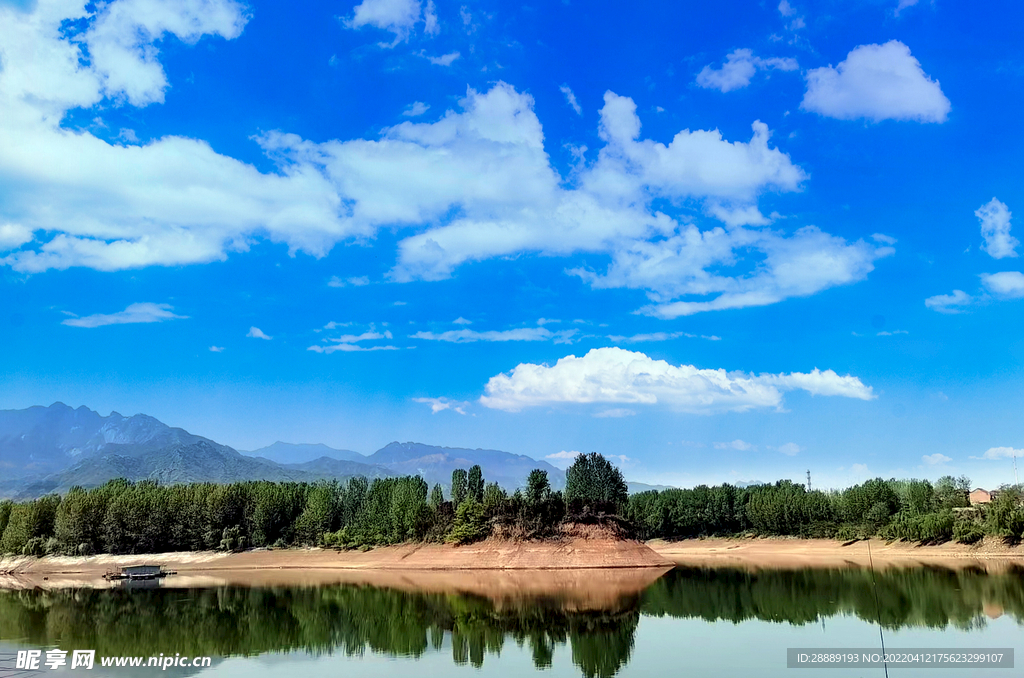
xmin=0 ymin=0 xmax=349 ymax=274
xmin=247 ymin=326 xmax=272 ymax=340
xmin=328 ymin=275 xmax=371 ymax=287
xmin=413 ymin=396 xmax=468 ymax=414
xmin=347 ymin=0 xmax=423 ymax=43
xmin=922 ymin=453 xmax=951 ymax=465
xmin=0 ymin=8 xmax=887 ymax=320
xmin=412 ymin=327 xmax=576 ymax=343
xmin=209 ymin=345 xmax=225 ymax=352
xmin=452 ymin=317 xmax=472 ymax=325
xmin=981 ymin=271 xmax=1024 ymax=298
xmin=778 ymin=0 xmax=796 ymax=17
xmin=536 ymin=318 xmax=560 ymax=326
xmin=777 ymin=442 xmax=801 ymax=456
xmin=876 ymin=330 xmax=908 ymax=336
xmin=971 ymin=446 xmax=1024 ymax=460
xmin=0 ymin=223 xmax=32 ymax=251
xmin=61 ymin=302 xmax=187 ymax=328
xmin=403 ymin=102 xmax=431 ymax=117
xmin=560 ymin=84 xmax=582 ymax=115
xmin=696 ymin=48 xmax=798 ymax=93
xmin=895 ymin=0 xmax=919 ymax=16
xmin=422 ymin=0 xmax=438 ymax=35
xmin=607 ymin=331 xmax=720 ymax=342
xmin=977 ymin=198 xmax=1018 ymax=259
xmin=426 ymin=51 xmax=460 ymax=66
xmin=715 ymin=440 xmax=754 ymax=451
xmin=308 ymin=325 xmax=397 ymax=353
xmin=308 ymin=343 xmax=398 ymax=353
xmin=925 ymin=289 xmax=972 ymax=313
xmin=546 ymin=450 xmax=580 ymax=460
xmin=585 ymin=225 xmax=892 ymax=319
xmin=594 ymin=408 xmax=636 ymax=418
xmin=849 ymin=463 xmax=870 ymax=476
xmin=479 ymin=347 xmax=874 ymax=413
xmin=802 ymin=41 xmax=950 ymax=123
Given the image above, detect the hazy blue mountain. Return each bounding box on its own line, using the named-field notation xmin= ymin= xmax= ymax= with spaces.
xmin=368 ymin=441 xmax=566 ymax=491
xmin=0 ymin=404 xmax=385 ymax=499
xmin=0 ymin=405 xmax=622 ymax=500
xmin=627 ymin=482 xmax=675 ymax=494
xmin=243 ymin=441 xmax=366 ymax=464
xmin=280 ymin=456 xmax=392 ymax=480
xmin=0 ymin=402 xmax=172 ymax=479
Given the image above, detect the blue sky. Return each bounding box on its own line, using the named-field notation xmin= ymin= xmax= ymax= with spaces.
xmin=2 ymin=0 xmax=1023 ymax=490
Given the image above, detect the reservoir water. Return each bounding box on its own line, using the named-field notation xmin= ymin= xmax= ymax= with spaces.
xmin=1 ymin=564 xmax=1022 ymax=677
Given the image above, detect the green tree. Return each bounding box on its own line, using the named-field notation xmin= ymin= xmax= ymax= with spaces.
xmin=564 ymin=453 xmax=628 ymax=510
xmin=451 ymin=469 xmax=468 ymax=508
xmin=934 ymin=475 xmax=971 ymax=510
xmin=482 ymin=482 xmax=505 ymax=511
xmin=526 ymin=469 xmax=550 ymax=505
xmin=467 ymin=465 xmax=484 ymax=503
xmin=447 ymin=499 xmax=488 ymax=544
xmin=429 ymin=484 xmax=445 ymax=511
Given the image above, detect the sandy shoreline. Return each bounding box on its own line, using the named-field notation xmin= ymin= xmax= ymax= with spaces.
xmin=0 ymin=536 xmax=672 ymax=590
xmin=649 ymin=536 xmax=1024 ymax=570
xmin=3 ymin=536 xmax=1023 ymax=592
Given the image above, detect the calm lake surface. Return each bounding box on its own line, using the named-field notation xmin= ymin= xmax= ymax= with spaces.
xmin=2 ymin=565 xmax=1023 ymax=677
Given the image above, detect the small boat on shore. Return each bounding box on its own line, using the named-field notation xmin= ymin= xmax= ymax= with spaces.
xmin=102 ymin=564 xmax=176 ymax=581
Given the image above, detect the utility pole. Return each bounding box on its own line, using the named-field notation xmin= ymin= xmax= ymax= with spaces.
xmin=806 ymin=470 xmax=812 ymax=493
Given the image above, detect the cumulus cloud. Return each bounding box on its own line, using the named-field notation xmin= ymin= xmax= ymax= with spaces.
xmin=977 ymin=198 xmax=1018 ymax=259
xmin=61 ymin=302 xmax=187 ymax=328
xmin=560 ymin=84 xmax=582 ymax=115
xmin=0 ymin=0 xmax=349 ymax=274
xmin=452 ymin=317 xmax=472 ymax=325
xmin=347 ymin=0 xmax=424 ymax=43
xmin=582 ymin=225 xmax=892 ymax=318
xmin=925 ymin=289 xmax=972 ymax=313
xmin=209 ymin=345 xmax=225 ymax=352
xmin=247 ymin=326 xmax=272 ymax=340
xmin=413 ymin=396 xmax=468 ymax=414
xmin=412 ymin=327 xmax=576 ymax=343
xmin=981 ymin=271 xmax=1024 ymax=298
xmin=0 ymin=224 xmax=32 ymax=251
xmin=696 ymin=48 xmax=798 ymax=93
xmin=971 ymin=446 xmax=1024 ymax=460
xmin=479 ymin=347 xmax=874 ymax=413
xmin=0 ymin=6 xmax=888 ymax=319
xmin=802 ymin=41 xmax=950 ymax=123
xmin=922 ymin=453 xmax=951 ymax=465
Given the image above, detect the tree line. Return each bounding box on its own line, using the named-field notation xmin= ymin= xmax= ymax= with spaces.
xmin=0 ymin=452 xmax=629 ymax=556
xmin=627 ymin=475 xmax=1024 ymax=544
xmin=2 ymin=457 xmax=1022 ymax=557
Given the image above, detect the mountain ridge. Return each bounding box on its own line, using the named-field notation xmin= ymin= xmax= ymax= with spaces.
xmin=1 ymin=404 xmax=572 ymax=499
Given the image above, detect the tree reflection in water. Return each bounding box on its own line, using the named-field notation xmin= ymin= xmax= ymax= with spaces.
xmin=1 ymin=565 xmax=1022 ymax=677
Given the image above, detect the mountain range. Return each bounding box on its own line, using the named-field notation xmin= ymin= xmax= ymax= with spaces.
xmin=0 ymin=403 xmax=569 ymax=500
